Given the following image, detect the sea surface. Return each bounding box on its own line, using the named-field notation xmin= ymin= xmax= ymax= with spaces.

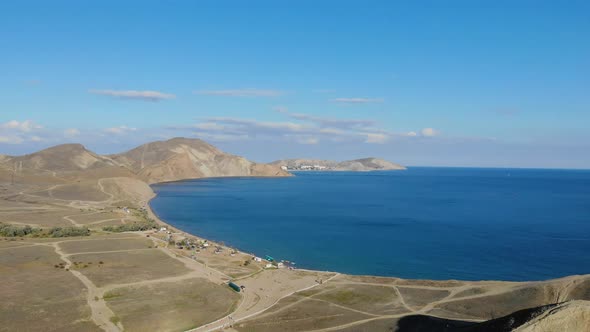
xmin=150 ymin=168 xmax=590 ymax=281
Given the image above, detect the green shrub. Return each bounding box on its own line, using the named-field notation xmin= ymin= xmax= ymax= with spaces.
xmin=102 ymin=220 xmax=157 ymax=233
xmin=0 ymin=223 xmax=90 ymax=238
xmin=48 ymin=226 xmax=90 ymax=237
xmin=0 ymin=223 xmax=41 ymax=237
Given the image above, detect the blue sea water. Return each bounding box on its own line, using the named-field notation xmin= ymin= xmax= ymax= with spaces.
xmin=150 ymin=167 xmax=590 ymax=281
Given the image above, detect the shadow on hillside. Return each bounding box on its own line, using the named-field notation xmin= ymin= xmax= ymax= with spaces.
xmin=395 ymin=303 xmax=559 ymax=332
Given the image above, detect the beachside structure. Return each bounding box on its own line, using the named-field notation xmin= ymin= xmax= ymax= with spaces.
xmin=285 ymin=164 xmax=328 ymax=171
xmin=228 ymin=282 xmax=241 ymax=292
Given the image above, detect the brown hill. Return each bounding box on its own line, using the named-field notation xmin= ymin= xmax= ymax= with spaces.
xmin=394 ymin=300 xmax=590 ymax=332
xmin=110 ymin=137 xmax=290 ymax=183
xmin=515 ymin=300 xmax=590 ymax=332
xmin=5 ymin=144 xmax=118 ymax=172
xmin=0 ymin=138 xmax=289 ymax=184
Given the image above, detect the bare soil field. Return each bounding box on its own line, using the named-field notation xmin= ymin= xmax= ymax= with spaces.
xmin=66 ymin=211 xmax=126 ymax=225
xmin=50 ymin=182 xmax=110 ymax=201
xmin=191 ymin=249 xmax=263 ymax=279
xmin=88 ymin=218 xmax=128 ymax=227
xmin=235 ymin=296 xmax=372 ymax=332
xmin=432 ymin=284 xmax=560 ymax=319
xmin=59 ymin=237 xmax=154 ymax=254
xmin=0 ymin=239 xmax=31 ymax=248
xmin=68 ymin=248 xmax=191 ymax=287
xmin=396 ymin=286 xmax=451 ymax=308
xmin=334 ymin=317 xmax=399 ymax=332
xmin=313 ymin=283 xmax=403 ymax=315
xmin=104 ymin=278 xmax=239 ymax=332
xmin=0 ymin=245 xmax=101 ymax=332
xmin=0 ymin=208 xmax=80 ymax=227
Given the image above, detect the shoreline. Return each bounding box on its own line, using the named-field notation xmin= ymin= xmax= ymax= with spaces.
xmin=144 ymin=187 xmax=338 ymax=277
xmin=144 ymin=179 xmax=582 ymax=284
xmin=3 ymin=173 xmax=590 ymax=332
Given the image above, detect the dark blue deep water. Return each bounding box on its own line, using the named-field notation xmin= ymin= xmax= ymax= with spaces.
xmin=150 ymin=168 xmax=590 ymax=281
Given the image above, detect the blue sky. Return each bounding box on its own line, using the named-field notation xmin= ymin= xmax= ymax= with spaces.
xmin=1 ymin=1 xmax=589 ymax=168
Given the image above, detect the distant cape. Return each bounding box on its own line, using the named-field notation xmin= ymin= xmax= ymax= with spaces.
xmin=270 ymin=157 xmax=406 ymax=171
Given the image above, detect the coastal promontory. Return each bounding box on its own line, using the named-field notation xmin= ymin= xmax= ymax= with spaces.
xmin=271 ymin=157 xmax=406 ymax=171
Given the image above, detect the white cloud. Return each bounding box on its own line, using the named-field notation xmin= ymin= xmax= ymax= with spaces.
xmin=365 ymin=133 xmax=389 ymax=144
xmin=89 ymin=89 xmax=175 ymax=102
xmin=332 ymin=98 xmax=384 ymax=104
xmin=204 ymin=117 xmax=311 ymax=133
xmin=1 ymin=120 xmax=42 ymax=132
xmin=421 ymin=128 xmax=438 ymax=137
xmin=274 ymin=107 xmax=375 ymax=129
xmin=0 ymin=136 xmax=24 ymax=144
xmin=194 ymin=132 xmax=249 ymax=142
xmin=169 ymin=108 xmax=438 ymax=147
xmin=0 ymin=120 xmax=44 ymax=144
xmin=319 ymin=128 xmax=346 ymax=135
xmin=105 ymin=125 xmax=138 ymax=135
xmin=296 ymin=136 xmax=319 ymax=145
xmin=64 ymin=128 xmax=80 ymax=137
xmin=193 ymin=123 xmax=226 ymax=131
xmin=195 ymin=89 xmax=284 ymax=97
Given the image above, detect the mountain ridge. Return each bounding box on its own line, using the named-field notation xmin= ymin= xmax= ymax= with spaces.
xmin=0 ymin=138 xmax=290 ymax=184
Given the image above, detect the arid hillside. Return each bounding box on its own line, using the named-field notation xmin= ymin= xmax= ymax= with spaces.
xmin=0 ymin=154 xmax=11 ymax=163
xmin=0 ymin=138 xmax=290 ymax=185
xmin=5 ymin=144 xmax=119 ymax=172
xmin=110 ymin=137 xmax=290 ymax=183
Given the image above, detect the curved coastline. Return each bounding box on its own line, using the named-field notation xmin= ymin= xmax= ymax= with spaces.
xmin=145 ymin=175 xmax=587 ymax=284
xmin=145 ymin=178 xmax=339 ymax=277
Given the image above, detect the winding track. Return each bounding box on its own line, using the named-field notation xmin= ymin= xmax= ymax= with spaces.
xmin=5 ymin=177 xmax=588 ymax=332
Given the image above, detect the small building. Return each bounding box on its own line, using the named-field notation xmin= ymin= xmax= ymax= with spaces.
xmin=253 ymin=257 xmax=262 ymax=262
xmin=228 ymin=282 xmax=241 ymax=292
